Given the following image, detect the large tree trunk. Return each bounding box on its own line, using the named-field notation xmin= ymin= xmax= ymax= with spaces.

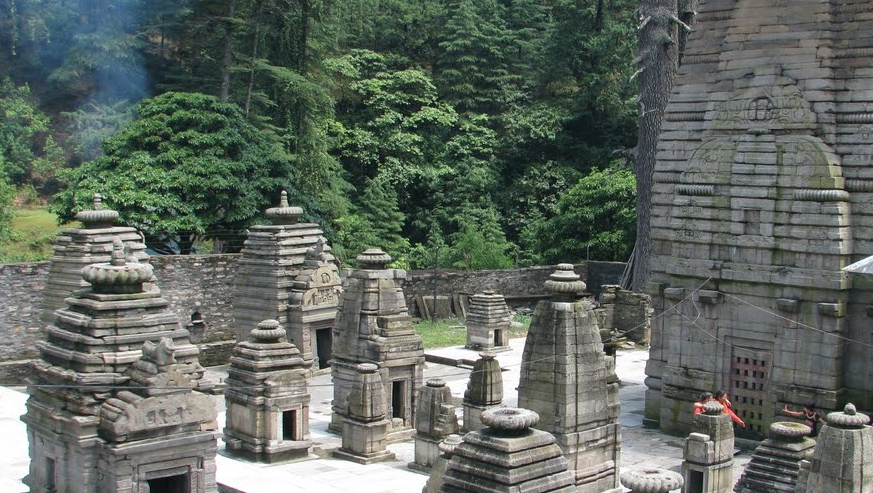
xmin=631 ymin=0 xmax=681 ymax=292
xmin=219 ymin=0 xmax=237 ymax=103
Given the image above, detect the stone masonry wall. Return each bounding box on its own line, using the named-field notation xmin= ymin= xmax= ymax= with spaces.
xmin=0 ymin=256 xmax=624 ymax=382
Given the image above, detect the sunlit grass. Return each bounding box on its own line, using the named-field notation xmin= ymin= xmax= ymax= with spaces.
xmin=0 ymin=207 xmax=68 ymax=263
xmin=413 ymin=313 xmax=531 ymax=348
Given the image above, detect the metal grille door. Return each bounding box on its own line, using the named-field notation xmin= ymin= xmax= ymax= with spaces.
xmin=729 ymin=350 xmax=770 ymax=435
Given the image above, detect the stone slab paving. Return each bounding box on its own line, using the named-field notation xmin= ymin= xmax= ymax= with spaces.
xmin=0 ymin=337 xmax=750 ymax=492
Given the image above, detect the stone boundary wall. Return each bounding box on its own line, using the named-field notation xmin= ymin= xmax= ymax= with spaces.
xmin=0 ymin=255 xmax=625 ymax=382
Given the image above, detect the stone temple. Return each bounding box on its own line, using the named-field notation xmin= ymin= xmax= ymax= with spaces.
xmin=645 ymin=0 xmax=873 ymax=438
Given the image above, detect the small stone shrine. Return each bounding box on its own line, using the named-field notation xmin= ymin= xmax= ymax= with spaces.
xmin=464 ymin=291 xmax=511 ymax=350
xmin=410 ymin=378 xmax=459 ymax=472
xmin=734 ymin=421 xmax=815 ymax=493
xmin=646 ymin=0 xmax=873 ymax=438
xmin=681 ymin=402 xmax=734 ymax=493
xmin=461 ymin=351 xmax=503 ymax=433
xmin=23 ymin=241 xmax=211 ymax=492
xmin=97 ymin=338 xmax=220 ymax=493
xmin=516 ymin=263 xmax=621 ymax=492
xmin=287 ymin=239 xmax=343 ymax=371
xmin=330 ymin=248 xmax=425 ymax=441
xmin=223 ymin=319 xmax=312 ymax=462
xmin=333 ymin=363 xmax=395 ymax=464
xmin=439 ymin=407 xmax=576 ymax=492
xmin=796 ymin=403 xmax=873 ymax=493
xmin=620 ymin=468 xmax=683 ymax=493
xmin=422 ymin=434 xmax=462 ymax=493
xmin=41 ymin=193 xmax=149 ymax=322
xmin=233 ymin=190 xmax=339 ymax=370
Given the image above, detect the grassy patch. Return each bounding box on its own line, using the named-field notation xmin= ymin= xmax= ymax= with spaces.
xmin=413 ymin=313 xmax=532 ymax=349
xmin=0 ymin=207 xmax=67 ymax=263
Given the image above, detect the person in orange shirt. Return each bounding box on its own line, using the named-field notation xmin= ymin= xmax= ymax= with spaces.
xmin=715 ymin=389 xmax=746 ymax=428
xmin=693 ymin=392 xmax=714 ymax=414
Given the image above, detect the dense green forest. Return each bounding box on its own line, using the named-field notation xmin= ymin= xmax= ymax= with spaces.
xmin=0 ymin=0 xmax=639 ymax=269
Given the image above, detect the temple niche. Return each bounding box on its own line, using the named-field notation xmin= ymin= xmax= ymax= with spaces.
xmin=232 ymin=191 xmax=340 ymax=371
xmin=330 ymin=248 xmax=425 ymax=441
xmin=646 ymin=0 xmax=873 ymax=438
xmin=23 ymin=241 xmax=214 ymax=492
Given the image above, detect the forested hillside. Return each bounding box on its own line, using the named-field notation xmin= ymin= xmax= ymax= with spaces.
xmin=0 ymin=0 xmax=639 ymax=268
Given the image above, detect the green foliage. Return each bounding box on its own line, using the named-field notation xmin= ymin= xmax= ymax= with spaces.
xmin=0 ymin=78 xmax=65 ymax=192
xmin=446 ymin=205 xmax=514 ymax=271
xmin=528 ymin=166 xmax=636 ymax=263
xmin=51 ymin=92 xmax=299 ymax=254
xmin=61 ymin=99 xmax=134 ymax=164
xmin=0 ymin=205 xmax=61 ymax=263
xmin=0 ymin=175 xmax=15 ymax=243
xmin=407 ymin=222 xmax=450 ymax=270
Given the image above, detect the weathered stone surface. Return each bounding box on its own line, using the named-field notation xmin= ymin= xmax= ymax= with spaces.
xmin=223 ymin=319 xmax=312 ymax=462
xmin=645 ymin=0 xmax=873 ymax=439
xmin=410 ymin=379 xmax=459 ymax=472
xmin=423 ymin=434 xmax=462 ymax=493
xmin=330 ymin=248 xmax=425 ymax=442
xmin=440 ymin=408 xmax=576 ymax=493
xmin=734 ymin=421 xmax=815 ymax=493
xmin=796 ymin=403 xmax=873 ymax=493
xmin=465 ymin=291 xmax=511 ymax=350
xmin=23 ymin=245 xmax=216 ymax=493
xmin=333 ymin=363 xmax=395 ymax=464
xmin=681 ymin=403 xmax=734 ymax=493
xmin=516 ymin=264 xmax=621 ymax=492
xmin=232 ymin=191 xmax=339 ymax=370
xmin=596 ymin=285 xmax=652 ymax=345
xmin=462 ymin=351 xmax=504 ymax=433
xmin=620 ymin=468 xmax=683 ymax=493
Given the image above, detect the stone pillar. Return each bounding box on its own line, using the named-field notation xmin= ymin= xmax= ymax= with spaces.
xmin=23 ymin=241 xmax=211 ymax=493
xmin=465 ymin=291 xmax=512 ymax=350
xmin=680 ymin=402 xmax=734 ymax=493
xmin=620 ymin=468 xmax=683 ymax=493
xmin=440 ymin=407 xmax=576 ymax=492
xmin=410 ymin=378 xmax=459 ymax=472
xmin=516 ymin=263 xmax=621 ymax=492
xmin=40 ymin=193 xmax=149 ymax=322
xmin=330 ymin=248 xmax=425 ymax=441
xmin=233 ymin=190 xmax=337 ymax=358
xmin=224 ymin=319 xmax=312 ymax=462
xmin=333 ymin=363 xmax=396 ymax=464
xmin=796 ymin=403 xmax=873 ymax=492
xmin=462 ymin=351 xmax=503 ymax=433
xmin=734 ymin=421 xmax=815 ymax=492
xmin=97 ymin=338 xmax=219 ymax=493
xmin=422 ymin=434 xmax=462 ymax=493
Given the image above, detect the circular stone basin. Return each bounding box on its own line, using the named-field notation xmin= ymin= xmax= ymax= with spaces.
xmin=480 ymin=407 xmax=539 ymax=431
xmin=769 ymin=421 xmax=811 ymax=440
xmin=620 ymin=468 xmax=684 ymax=493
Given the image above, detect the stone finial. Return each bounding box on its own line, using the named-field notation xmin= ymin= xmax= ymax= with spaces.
xmin=250 ymin=319 xmax=287 ymax=343
xmin=75 ymin=193 xmax=120 ymax=228
xmin=543 ymin=263 xmax=586 ymax=297
xmin=481 ymin=407 xmax=540 ymax=433
xmin=265 ymin=190 xmax=304 ymax=225
xmin=438 ymin=434 xmax=463 ymax=456
xmin=826 ymin=403 xmax=870 ymax=429
xmin=427 ymin=378 xmax=446 ymax=388
xmin=703 ymin=400 xmax=724 ymax=415
xmin=620 ymin=468 xmax=684 ymax=493
xmin=81 ymin=239 xmax=154 ymax=293
xmin=357 ymin=248 xmax=392 ymax=269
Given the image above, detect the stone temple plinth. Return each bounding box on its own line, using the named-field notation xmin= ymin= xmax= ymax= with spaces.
xmin=41 ymin=193 xmax=149 ymax=323
xmin=22 ymin=241 xmax=212 ymax=492
xmin=232 ymin=191 xmax=339 ymax=370
xmin=330 ymin=248 xmax=425 ymax=442
xmin=461 ymin=351 xmax=503 ymax=433
xmin=516 ymin=263 xmax=621 ymax=492
xmin=224 ymin=319 xmax=312 ymax=462
xmin=796 ymin=403 xmax=873 ymax=493
xmin=735 ymin=421 xmax=815 ymax=492
xmin=97 ymin=338 xmax=219 ymax=493
xmin=439 ymin=407 xmax=576 ymax=492
xmin=464 ymin=291 xmax=511 ymax=351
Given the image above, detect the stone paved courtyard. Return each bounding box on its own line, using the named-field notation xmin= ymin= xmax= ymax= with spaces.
xmin=0 ymin=338 xmax=751 ymax=492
